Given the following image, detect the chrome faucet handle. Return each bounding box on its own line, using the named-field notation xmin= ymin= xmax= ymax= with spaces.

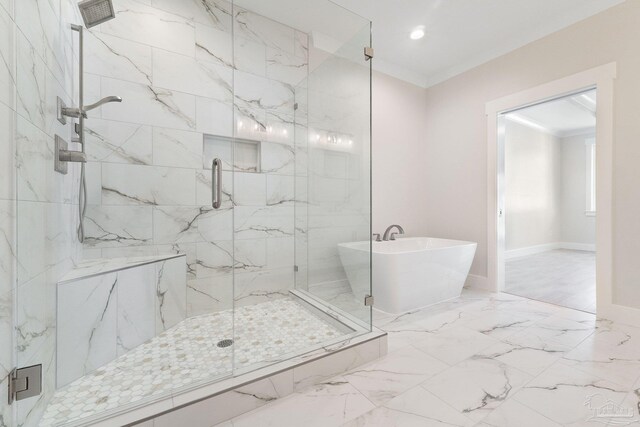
xmin=390 ymin=232 xmax=400 ymax=240
xmin=372 ymin=233 xmax=382 ymax=242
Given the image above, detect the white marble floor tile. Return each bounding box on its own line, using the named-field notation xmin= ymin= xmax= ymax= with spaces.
xmin=230 ymin=378 xmax=374 ymax=427
xmin=459 ymin=310 xmax=535 ymax=339
xmin=344 ymin=346 xmax=448 ymax=406
xmin=512 ymin=360 xmax=628 ymax=426
xmin=411 ymin=325 xmax=501 ymax=366
xmin=504 ymin=316 xmax=595 ymax=349
xmin=477 ymin=398 xmax=562 ymax=427
xmin=220 ymin=290 xmax=640 ymax=427
xmin=421 ymin=358 xmax=532 ymax=422
xmin=474 ymin=340 xmax=569 ymax=377
xmin=560 ymin=322 xmax=640 ymax=388
xmin=343 ymin=406 xmax=464 ymax=427
xmin=382 ymin=385 xmax=475 ymax=426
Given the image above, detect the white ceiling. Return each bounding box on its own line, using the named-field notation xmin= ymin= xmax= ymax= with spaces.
xmin=507 ymin=89 xmax=596 ymax=137
xmin=333 ymin=0 xmax=625 ymax=87
xmin=241 ymin=0 xmax=625 ymax=88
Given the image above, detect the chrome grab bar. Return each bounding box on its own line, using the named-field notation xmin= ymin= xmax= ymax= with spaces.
xmin=212 ymin=158 xmax=222 ymax=209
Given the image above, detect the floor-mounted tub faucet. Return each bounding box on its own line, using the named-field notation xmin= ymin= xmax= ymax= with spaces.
xmin=383 ymin=225 xmax=405 ymax=241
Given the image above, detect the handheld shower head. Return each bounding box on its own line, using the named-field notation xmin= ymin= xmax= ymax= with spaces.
xmin=78 ymin=0 xmax=115 ymax=28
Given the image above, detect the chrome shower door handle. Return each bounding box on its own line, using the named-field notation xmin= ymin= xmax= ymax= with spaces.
xmin=212 ymin=158 xmax=222 ymax=209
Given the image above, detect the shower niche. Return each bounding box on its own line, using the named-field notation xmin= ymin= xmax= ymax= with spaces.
xmin=204 ymin=135 xmax=261 ymax=173
xmin=8 ymin=0 xmax=377 ymax=426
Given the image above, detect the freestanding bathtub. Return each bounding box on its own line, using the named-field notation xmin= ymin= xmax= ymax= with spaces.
xmin=338 ymin=237 xmax=477 ymax=314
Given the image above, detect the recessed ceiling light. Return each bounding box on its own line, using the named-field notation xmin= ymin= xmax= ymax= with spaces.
xmin=410 ymin=26 xmax=425 ymax=40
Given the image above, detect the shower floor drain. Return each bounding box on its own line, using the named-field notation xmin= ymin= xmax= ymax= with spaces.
xmin=217 ymin=339 xmax=234 ymax=348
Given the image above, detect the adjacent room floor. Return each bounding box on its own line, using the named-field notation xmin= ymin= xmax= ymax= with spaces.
xmin=505 ymin=249 xmax=596 ymax=313
xmin=214 ymin=289 xmax=640 ymax=426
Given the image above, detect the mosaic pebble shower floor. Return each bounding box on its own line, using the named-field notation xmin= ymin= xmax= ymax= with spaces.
xmin=41 ymin=298 xmax=346 ymax=426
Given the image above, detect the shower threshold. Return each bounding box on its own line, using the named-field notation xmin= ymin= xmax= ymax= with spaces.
xmin=42 ymin=293 xmax=377 ymax=427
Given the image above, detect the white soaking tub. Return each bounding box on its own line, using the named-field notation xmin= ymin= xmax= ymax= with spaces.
xmin=338 ymin=237 xmax=477 ymax=314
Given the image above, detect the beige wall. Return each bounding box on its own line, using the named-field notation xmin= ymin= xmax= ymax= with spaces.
xmin=561 ymin=133 xmax=596 ymax=245
xmin=421 ymin=1 xmax=640 ymax=307
xmin=505 ymin=121 xmax=562 ymax=251
xmin=372 ymin=71 xmax=428 ymax=236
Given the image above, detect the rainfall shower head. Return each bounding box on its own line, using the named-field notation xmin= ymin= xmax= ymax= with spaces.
xmin=78 ymin=0 xmax=115 ymax=28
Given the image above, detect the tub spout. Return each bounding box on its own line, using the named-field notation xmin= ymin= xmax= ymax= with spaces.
xmin=383 ymin=225 xmax=404 ymax=241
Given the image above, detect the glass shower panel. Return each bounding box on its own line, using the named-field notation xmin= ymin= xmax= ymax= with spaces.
xmin=302 ymin=24 xmax=373 ymax=326
xmin=13 ymin=1 xmax=237 ymax=425
xmin=231 ymin=0 xmax=372 ymax=373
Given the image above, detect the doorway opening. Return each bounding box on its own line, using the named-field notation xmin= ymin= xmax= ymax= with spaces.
xmin=498 ymin=89 xmax=597 ymax=313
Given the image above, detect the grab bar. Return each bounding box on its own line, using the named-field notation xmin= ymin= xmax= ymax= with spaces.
xmin=212 ymin=158 xmax=222 ymax=209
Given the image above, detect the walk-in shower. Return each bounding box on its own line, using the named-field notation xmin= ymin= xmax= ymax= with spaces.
xmin=2 ymin=0 xmax=373 ymax=426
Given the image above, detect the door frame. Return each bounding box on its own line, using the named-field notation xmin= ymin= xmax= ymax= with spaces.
xmin=485 ymin=63 xmax=622 ymax=320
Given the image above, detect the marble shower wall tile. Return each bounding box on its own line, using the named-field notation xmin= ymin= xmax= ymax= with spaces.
xmin=233 ymin=7 xmax=296 ymax=54
xmin=84 ymin=30 xmax=153 ymax=85
xmin=0 ymin=4 xmax=15 ymax=111
xmin=234 ymin=71 xmax=295 ymax=118
xmin=234 ymin=36 xmax=267 ymax=76
xmin=152 ymin=127 xmax=203 ymax=169
xmin=16 ymin=201 xmax=75 ymax=286
xmin=0 ymin=96 xmax=15 ymax=202
xmin=0 ymin=0 xmax=11 ymax=17
xmin=153 ymin=49 xmax=232 ymax=101
xmin=195 ymin=95 xmax=234 ymax=137
xmin=100 ymin=0 xmax=196 ymax=56
xmin=0 ymin=197 xmax=15 ymax=299
xmin=78 ymin=0 xmax=309 ymax=320
xmin=84 ymin=205 xmax=153 ymax=248
xmin=153 ymin=206 xmax=206 ymax=244
xmin=234 ymin=267 xmax=294 ymax=307
xmin=116 ymin=265 xmax=156 ymax=355
xmin=57 ymin=273 xmax=118 ymax=387
xmin=155 ymin=257 xmax=187 ymax=333
xmin=150 ymin=0 xmax=232 ymax=31
xmin=101 ymin=163 xmax=196 ymax=206
xmin=57 ymin=256 xmax=187 ymax=386
xmin=14 ymin=0 xmax=59 ymax=82
xmin=187 ymin=275 xmax=232 ymax=316
xmin=266 ymin=48 xmax=308 ymax=86
xmin=261 ymin=142 xmax=295 ymax=175
xmin=85 ymin=118 xmax=153 ymax=165
xmin=196 ymin=240 xmax=234 ymax=279
xmin=101 ymin=77 xmax=197 ymax=131
xmin=0 ymin=289 xmax=13 ymax=380
xmin=16 ymin=31 xmax=47 ymax=131
xmin=234 ymin=206 xmax=295 ymax=240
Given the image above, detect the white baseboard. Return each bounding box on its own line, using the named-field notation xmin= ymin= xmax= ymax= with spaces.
xmin=505 ymin=242 xmax=595 ymax=259
xmin=559 ymin=242 xmax=596 ymax=252
xmin=464 ymin=274 xmax=490 ymax=291
xmin=598 ymin=302 xmax=640 ymax=328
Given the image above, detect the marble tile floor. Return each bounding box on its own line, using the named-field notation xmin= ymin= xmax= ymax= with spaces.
xmin=41 ymin=298 xmax=349 ymax=427
xmin=506 ymin=249 xmax=596 ymax=313
xmin=217 ymin=289 xmax=640 ymax=427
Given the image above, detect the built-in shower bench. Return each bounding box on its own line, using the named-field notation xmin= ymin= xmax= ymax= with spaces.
xmin=56 ymin=254 xmax=187 ymax=388
xmin=59 ymin=254 xmax=185 ymax=283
